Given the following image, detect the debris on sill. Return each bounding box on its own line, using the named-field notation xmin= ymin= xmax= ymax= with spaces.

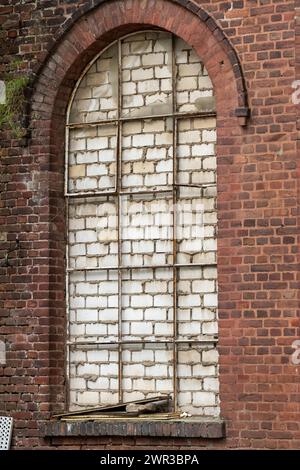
xmin=180 ymin=411 xmax=192 ymax=418
xmin=52 ymin=395 xmax=185 ymax=421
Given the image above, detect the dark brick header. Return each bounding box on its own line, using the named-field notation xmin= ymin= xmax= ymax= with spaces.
xmin=44 ymin=419 xmax=225 ymax=439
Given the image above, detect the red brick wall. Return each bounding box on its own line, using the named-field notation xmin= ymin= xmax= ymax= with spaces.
xmin=0 ymin=0 xmax=299 ymax=449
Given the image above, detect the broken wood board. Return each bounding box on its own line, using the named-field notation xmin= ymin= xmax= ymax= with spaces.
xmin=52 ymin=395 xmax=171 ymax=420
xmin=126 ymin=399 xmax=169 ymax=414
xmin=60 ymin=412 xmax=181 ymax=422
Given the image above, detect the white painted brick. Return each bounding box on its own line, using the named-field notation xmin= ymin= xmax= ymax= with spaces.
xmin=154 ymin=323 xmax=172 ymax=336
xmin=153 ymin=295 xmax=172 ymax=307
xmin=138 ymin=79 xmax=159 ymax=93
xmin=122 ymin=174 xmax=143 ymax=187
xmin=132 ymin=68 xmax=154 ymax=81
xmin=132 ymin=133 xmax=154 ymax=147
xmin=144 ymin=308 xmax=167 ymax=321
xmin=156 ymin=379 xmax=173 ymax=390
xmin=146 ymin=148 xmax=166 ymax=160
xmin=192 ymin=144 xmax=214 ymax=156
xmin=70 ymin=138 xmax=86 ymax=152
xmin=122 ymin=82 xmax=136 ymax=95
xmin=155 ymin=132 xmax=173 ymax=145
xmin=88 ymin=377 xmax=109 ymax=389
xmin=86 ymin=137 xmax=108 ymax=150
xmin=143 ymin=120 xmax=165 ymax=132
xmin=155 ymin=66 xmax=171 ymax=78
xmin=131 ymin=321 xmax=153 ymax=335
xmin=156 ymin=159 xmax=172 ymax=173
xmin=177 ymin=76 xmax=198 ymax=91
xmin=203 ymin=377 xmax=219 ymax=392
xmin=202 ymin=349 xmax=219 ymax=365
xmin=75 ymin=230 xmax=97 ymax=243
xmin=69 ymin=244 xmax=86 ymax=257
xmin=77 ymin=363 xmax=99 ymax=376
xmin=144 ymin=173 xmax=166 ymax=187
xmin=145 ymin=92 xmax=170 ymax=106
xmin=203 ymin=294 xmax=218 ymax=308
xmin=192 ymin=280 xmax=215 ymax=293
xmin=123 ymin=364 xmax=144 ymax=377
xmin=85 ymin=323 xmax=107 ymax=336
xmin=131 ymin=295 xmax=153 ymax=308
xmin=202 ymin=321 xmax=218 ymax=335
xmin=193 ymin=392 xmax=216 ymax=406
xmin=202 ymin=129 xmax=216 ymax=142
xmin=179 ymin=378 xmax=202 ymax=391
xmin=76 ymin=308 xmax=98 ymax=323
xmin=178 ymin=392 xmax=192 ymax=405
xmin=144 ymin=281 xmax=167 ymax=293
xmin=179 ymin=63 xmax=202 ymax=76
xmin=202 ymin=158 xmax=216 ymax=171
xmin=76 ymin=151 xmax=98 ymax=164
xmin=77 ymin=392 xmax=99 ymax=405
xmin=145 ymin=364 xmax=168 ymax=377
xmin=178 ymin=295 xmax=200 ymax=308
xmin=198 ymin=76 xmax=213 ymax=89
xmin=203 ymin=238 xmax=217 ymax=251
xmin=123 ymin=94 xmax=144 ymax=108
xmin=76 ymin=177 xmax=98 ymax=191
xmin=71 ymin=377 xmax=86 ymax=389
xmin=142 ymin=53 xmax=164 ymax=66
xmin=76 ymin=282 xmax=97 ymax=295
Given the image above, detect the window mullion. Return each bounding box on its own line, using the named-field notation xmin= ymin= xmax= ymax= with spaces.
xmin=172 ymin=34 xmax=178 ymax=413
xmin=117 ymin=38 xmax=123 ymax=404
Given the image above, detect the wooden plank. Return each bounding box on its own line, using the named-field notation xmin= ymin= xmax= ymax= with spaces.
xmin=52 ymin=395 xmax=170 ymax=419
xmin=60 ymin=412 xmax=180 ymax=422
xmin=126 ymin=399 xmax=169 ymax=414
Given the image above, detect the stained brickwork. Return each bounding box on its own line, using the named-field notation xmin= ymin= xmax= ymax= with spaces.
xmin=0 ymin=0 xmax=299 ymax=450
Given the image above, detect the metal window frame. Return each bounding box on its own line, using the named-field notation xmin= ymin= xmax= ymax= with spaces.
xmin=65 ymin=30 xmax=217 ymax=411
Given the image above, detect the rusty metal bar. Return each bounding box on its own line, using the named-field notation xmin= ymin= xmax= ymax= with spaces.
xmin=171 ymin=34 xmax=178 ymax=412
xmin=117 ymin=37 xmax=123 ymax=403
xmin=67 ymin=111 xmax=216 ymax=129
xmin=65 ymin=184 xmax=214 ymax=199
xmin=67 ymin=338 xmax=218 ymax=346
xmin=67 ymin=262 xmax=217 ymax=273
xmin=65 ymin=188 xmax=174 ymax=199
xmin=65 ymin=191 xmax=71 ymax=410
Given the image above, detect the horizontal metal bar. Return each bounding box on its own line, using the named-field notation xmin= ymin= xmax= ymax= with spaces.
xmin=66 ymin=111 xmax=216 ymax=129
xmin=65 ymin=188 xmax=172 ymax=199
xmin=174 ymin=183 xmax=216 ymax=189
xmin=65 ymin=183 xmax=216 ymax=199
xmin=67 ymin=262 xmax=217 ymax=273
xmin=67 ymin=119 xmax=118 ymax=129
xmin=66 ymin=190 xmax=117 ymax=199
xmin=67 ymin=338 xmax=218 ymax=346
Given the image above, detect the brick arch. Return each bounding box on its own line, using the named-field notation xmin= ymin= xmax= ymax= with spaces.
xmin=30 ymin=0 xmax=249 ymax=129
xmin=28 ymin=0 xmax=249 ymax=413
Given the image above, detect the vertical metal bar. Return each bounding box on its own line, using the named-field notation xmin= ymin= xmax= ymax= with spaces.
xmin=171 ymin=35 xmax=178 ymax=412
xmin=117 ymin=38 xmax=123 ymax=403
xmin=65 ymin=137 xmax=71 ymax=410
xmin=65 ymin=127 xmax=70 ymax=196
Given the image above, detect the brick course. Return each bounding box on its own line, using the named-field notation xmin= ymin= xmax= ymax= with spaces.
xmin=0 ymin=0 xmax=299 ymax=450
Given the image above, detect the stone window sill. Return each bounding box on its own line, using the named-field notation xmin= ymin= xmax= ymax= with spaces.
xmin=44 ymin=417 xmax=225 ymax=439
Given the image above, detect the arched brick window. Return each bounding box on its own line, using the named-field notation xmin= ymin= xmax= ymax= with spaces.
xmin=66 ymin=30 xmax=219 ymax=416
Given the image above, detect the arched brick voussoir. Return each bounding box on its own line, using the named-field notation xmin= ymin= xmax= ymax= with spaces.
xmin=31 ymin=0 xmax=249 ymax=129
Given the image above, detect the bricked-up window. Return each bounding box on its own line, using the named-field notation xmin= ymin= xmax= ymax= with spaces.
xmin=66 ymin=31 xmax=219 ymax=416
